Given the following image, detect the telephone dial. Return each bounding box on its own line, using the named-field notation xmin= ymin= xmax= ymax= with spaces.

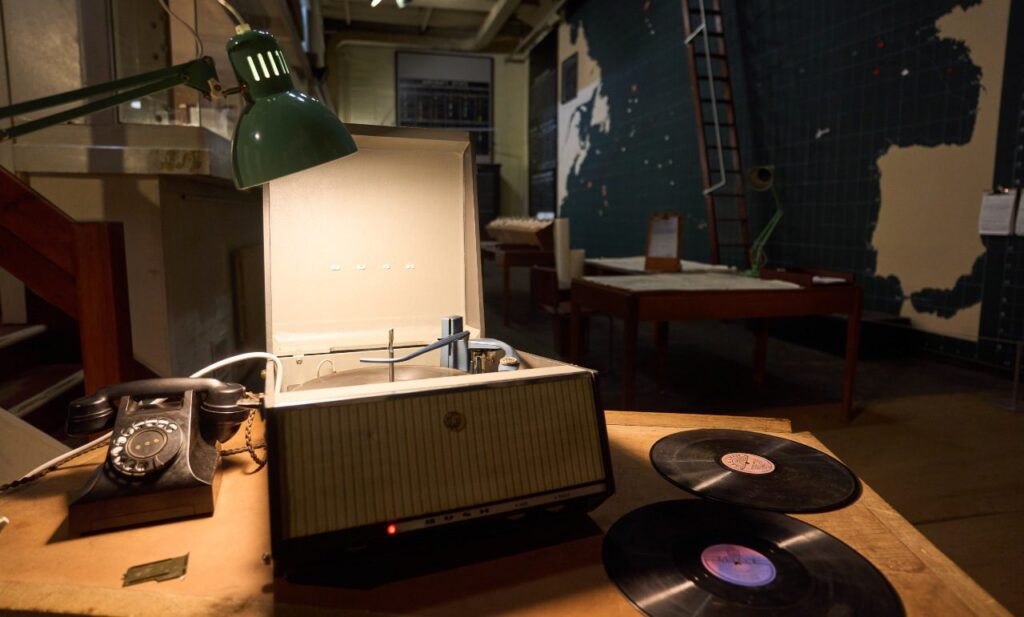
xmin=65 ymin=378 xmax=247 ymax=535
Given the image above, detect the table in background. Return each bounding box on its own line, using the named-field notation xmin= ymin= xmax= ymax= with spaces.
xmin=0 ymin=412 xmax=1006 ymax=616
xmin=570 ymin=268 xmax=862 ymax=418
xmin=480 ymin=241 xmax=554 ymax=326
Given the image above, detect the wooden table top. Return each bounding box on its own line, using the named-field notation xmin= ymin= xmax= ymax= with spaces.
xmin=0 ymin=412 xmax=1007 ymax=617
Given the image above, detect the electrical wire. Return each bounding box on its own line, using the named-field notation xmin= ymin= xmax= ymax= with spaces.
xmin=0 ymin=351 xmax=282 ymax=495
xmin=0 ymin=432 xmax=111 ymax=494
xmin=218 ymin=409 xmax=267 ymax=470
xmin=216 ymin=0 xmax=248 ymax=26
xmin=189 ymin=351 xmax=284 ymax=393
xmin=158 ymin=0 xmax=204 ymax=58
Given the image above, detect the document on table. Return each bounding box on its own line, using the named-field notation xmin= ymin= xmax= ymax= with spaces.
xmin=585 ymin=256 xmax=735 ymax=274
xmin=584 ymin=273 xmax=801 ymax=292
xmin=978 ymin=192 xmax=1017 ymax=236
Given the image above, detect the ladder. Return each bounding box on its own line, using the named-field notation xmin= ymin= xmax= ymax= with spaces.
xmin=681 ymin=0 xmax=751 ymax=267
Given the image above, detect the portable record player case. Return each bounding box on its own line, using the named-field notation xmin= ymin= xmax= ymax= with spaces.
xmin=261 ymin=125 xmax=614 ymax=575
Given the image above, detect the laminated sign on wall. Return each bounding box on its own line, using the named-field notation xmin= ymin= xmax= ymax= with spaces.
xmin=977 ymin=191 xmax=1017 ymax=236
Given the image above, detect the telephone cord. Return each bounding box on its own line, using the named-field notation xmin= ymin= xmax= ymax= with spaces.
xmin=218 ymin=408 xmax=267 ymax=470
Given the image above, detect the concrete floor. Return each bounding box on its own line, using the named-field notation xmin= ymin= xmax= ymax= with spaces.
xmin=482 ymin=264 xmax=1024 ymax=614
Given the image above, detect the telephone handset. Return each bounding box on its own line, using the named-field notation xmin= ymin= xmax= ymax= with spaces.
xmin=66 ymin=378 xmax=247 ymax=534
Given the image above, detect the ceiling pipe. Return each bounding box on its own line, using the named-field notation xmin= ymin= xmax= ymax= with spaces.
xmin=329 ymin=0 xmax=521 ymax=52
xmin=507 ymin=0 xmax=567 ymax=62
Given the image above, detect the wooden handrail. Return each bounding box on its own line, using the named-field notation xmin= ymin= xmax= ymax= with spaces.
xmin=0 ymin=168 xmax=77 ymax=274
xmin=0 ymin=168 xmax=135 ymax=392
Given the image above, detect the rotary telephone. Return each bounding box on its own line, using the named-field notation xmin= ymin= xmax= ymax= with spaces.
xmin=65 ymin=378 xmax=247 ymax=535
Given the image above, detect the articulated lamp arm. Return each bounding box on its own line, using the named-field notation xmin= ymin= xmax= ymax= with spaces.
xmin=0 ymin=57 xmax=224 ymax=141
xmin=0 ymin=18 xmax=358 ymax=188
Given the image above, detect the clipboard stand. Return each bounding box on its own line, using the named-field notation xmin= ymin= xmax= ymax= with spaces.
xmin=644 ymin=212 xmax=684 ymax=272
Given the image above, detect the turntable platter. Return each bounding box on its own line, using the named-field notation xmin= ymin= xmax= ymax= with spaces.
xmin=295 ymin=365 xmax=466 ymax=390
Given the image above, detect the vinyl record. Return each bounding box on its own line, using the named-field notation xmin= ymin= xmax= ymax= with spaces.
xmin=603 ymin=500 xmax=904 ymax=617
xmin=650 ymin=429 xmax=861 ymax=513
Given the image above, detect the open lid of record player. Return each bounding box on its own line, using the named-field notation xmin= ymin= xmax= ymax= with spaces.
xmin=262 ymin=125 xmax=484 ymax=356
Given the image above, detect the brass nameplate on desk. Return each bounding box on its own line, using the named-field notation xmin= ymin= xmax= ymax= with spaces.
xmin=122 ymin=554 xmax=188 ymax=587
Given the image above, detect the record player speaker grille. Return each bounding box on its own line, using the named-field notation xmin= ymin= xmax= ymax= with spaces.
xmin=273 ymin=374 xmax=607 ymax=540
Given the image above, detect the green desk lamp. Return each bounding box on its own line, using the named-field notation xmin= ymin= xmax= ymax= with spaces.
xmin=0 ymin=7 xmax=356 ymax=189
xmin=745 ymin=165 xmax=783 ymax=277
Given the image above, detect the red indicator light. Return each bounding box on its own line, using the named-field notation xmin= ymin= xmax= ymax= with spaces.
xmin=386 ymin=524 xmax=397 ymax=536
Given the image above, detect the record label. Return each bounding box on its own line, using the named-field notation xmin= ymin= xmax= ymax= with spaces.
xmin=720 ymin=452 xmax=775 ymax=475
xmin=700 ymin=544 xmax=776 ymax=587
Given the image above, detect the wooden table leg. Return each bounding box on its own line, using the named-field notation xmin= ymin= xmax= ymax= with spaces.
xmin=570 ymin=294 xmax=582 ymax=364
xmin=752 ymin=319 xmax=768 ymax=387
xmin=622 ymin=305 xmax=638 ymax=409
xmin=843 ymin=288 xmax=863 ymax=420
xmin=654 ymin=321 xmax=669 ymax=392
xmin=502 ymin=261 xmax=511 ymax=326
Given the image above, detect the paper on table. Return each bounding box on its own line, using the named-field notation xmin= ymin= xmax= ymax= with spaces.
xmin=978 ymin=192 xmax=1016 ymax=236
xmin=585 ymin=256 xmax=735 ymax=274
xmin=584 ymin=273 xmax=801 ymax=292
xmin=812 ymin=276 xmax=847 ymax=285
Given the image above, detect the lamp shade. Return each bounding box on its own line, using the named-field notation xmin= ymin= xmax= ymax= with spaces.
xmin=227 ymin=29 xmax=357 ymax=189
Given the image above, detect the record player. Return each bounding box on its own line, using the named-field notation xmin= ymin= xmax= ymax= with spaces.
xmin=261 ymin=125 xmax=614 ymax=576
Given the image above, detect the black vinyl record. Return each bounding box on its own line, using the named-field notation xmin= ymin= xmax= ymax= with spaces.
xmin=603 ymin=500 xmax=904 ymax=617
xmin=650 ymin=429 xmax=861 ymax=513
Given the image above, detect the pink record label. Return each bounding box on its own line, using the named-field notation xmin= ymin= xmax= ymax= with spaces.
xmin=700 ymin=544 xmax=777 ymax=587
xmin=720 ymin=452 xmax=776 ymax=474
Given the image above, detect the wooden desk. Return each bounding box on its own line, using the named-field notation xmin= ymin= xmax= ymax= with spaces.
xmin=570 ymin=269 xmax=862 ymax=418
xmin=480 ymin=241 xmax=554 ymax=326
xmin=0 ymin=413 xmax=1005 ymax=617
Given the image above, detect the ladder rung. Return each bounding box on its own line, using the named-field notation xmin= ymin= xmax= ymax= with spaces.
xmin=710 ymin=192 xmax=745 ymax=198
xmin=704 ymin=121 xmax=736 ymax=126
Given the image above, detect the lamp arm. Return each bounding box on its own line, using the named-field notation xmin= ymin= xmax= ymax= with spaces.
xmin=746 ymin=184 xmax=784 ymax=276
xmin=0 ymin=57 xmax=222 ymax=141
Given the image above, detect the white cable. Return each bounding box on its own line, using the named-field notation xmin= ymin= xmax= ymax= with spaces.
xmin=0 ymin=430 xmax=112 ymax=494
xmin=18 ymin=431 xmax=111 ymax=481
xmin=216 ymin=0 xmax=248 ymax=26
xmin=189 ymin=351 xmax=284 ymax=393
xmin=158 ymin=0 xmax=204 ymax=58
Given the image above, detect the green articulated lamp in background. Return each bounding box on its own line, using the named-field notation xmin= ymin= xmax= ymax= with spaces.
xmin=744 ymin=165 xmax=784 ymax=277
xmin=0 ymin=1 xmax=357 ymax=190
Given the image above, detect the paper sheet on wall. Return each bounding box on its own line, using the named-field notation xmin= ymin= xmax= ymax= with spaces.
xmin=978 ymin=192 xmax=1016 ymax=236
xmin=1017 ymin=193 xmax=1024 ymax=236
